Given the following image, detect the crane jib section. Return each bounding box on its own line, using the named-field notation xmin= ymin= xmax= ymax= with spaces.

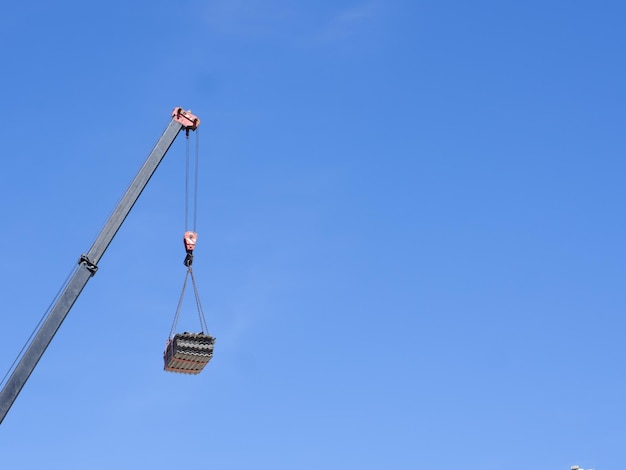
xmin=0 ymin=107 xmax=201 ymax=425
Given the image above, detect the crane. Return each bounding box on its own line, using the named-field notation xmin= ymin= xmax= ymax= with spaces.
xmin=0 ymin=107 xmax=201 ymax=425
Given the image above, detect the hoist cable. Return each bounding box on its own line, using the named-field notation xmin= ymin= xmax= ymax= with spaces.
xmin=185 ymin=133 xmax=190 ymax=231
xmin=169 ymin=129 xmax=208 ymax=338
xmin=194 ymin=128 xmax=200 ymax=233
xmin=184 ymin=130 xmax=200 ymax=232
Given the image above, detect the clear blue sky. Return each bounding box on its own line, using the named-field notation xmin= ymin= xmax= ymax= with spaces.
xmin=0 ymin=1 xmax=624 ymax=468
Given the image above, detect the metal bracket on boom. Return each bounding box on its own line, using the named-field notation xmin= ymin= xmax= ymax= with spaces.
xmin=172 ymin=108 xmax=200 ymax=131
xmin=78 ymin=254 xmax=98 ymax=276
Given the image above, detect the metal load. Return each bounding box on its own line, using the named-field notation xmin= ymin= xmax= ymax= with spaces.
xmin=164 ymin=332 xmax=215 ymax=374
xmin=163 ymin=251 xmax=214 ymax=375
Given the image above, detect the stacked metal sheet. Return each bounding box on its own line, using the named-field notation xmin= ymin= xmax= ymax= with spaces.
xmin=164 ymin=332 xmax=215 ymax=374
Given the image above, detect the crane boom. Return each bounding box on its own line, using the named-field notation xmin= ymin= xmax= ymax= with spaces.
xmin=0 ymin=107 xmax=200 ymax=425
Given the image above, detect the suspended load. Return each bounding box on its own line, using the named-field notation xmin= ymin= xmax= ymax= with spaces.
xmin=163 ymin=230 xmax=215 ymax=374
xmin=164 ymin=332 xmax=215 ymax=374
xmin=163 ymin=128 xmax=215 ymax=375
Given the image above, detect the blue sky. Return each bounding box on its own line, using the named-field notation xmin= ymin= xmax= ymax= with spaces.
xmin=0 ymin=1 xmax=624 ymax=468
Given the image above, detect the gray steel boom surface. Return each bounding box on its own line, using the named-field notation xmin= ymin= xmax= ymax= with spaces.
xmin=0 ymin=119 xmax=184 ymax=424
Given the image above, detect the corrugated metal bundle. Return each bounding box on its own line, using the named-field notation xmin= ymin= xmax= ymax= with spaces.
xmin=164 ymin=332 xmax=216 ymax=374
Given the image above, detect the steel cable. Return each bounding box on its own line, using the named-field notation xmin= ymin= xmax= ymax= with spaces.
xmin=194 ymin=128 xmax=199 ymax=232
xmin=190 ymin=267 xmax=209 ymax=333
xmin=185 ymin=133 xmax=190 ymax=231
xmin=169 ymin=269 xmax=190 ymax=339
xmin=169 ymin=130 xmax=208 ymax=338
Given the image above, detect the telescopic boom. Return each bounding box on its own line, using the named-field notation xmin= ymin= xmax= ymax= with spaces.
xmin=0 ymin=107 xmax=200 ymax=424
